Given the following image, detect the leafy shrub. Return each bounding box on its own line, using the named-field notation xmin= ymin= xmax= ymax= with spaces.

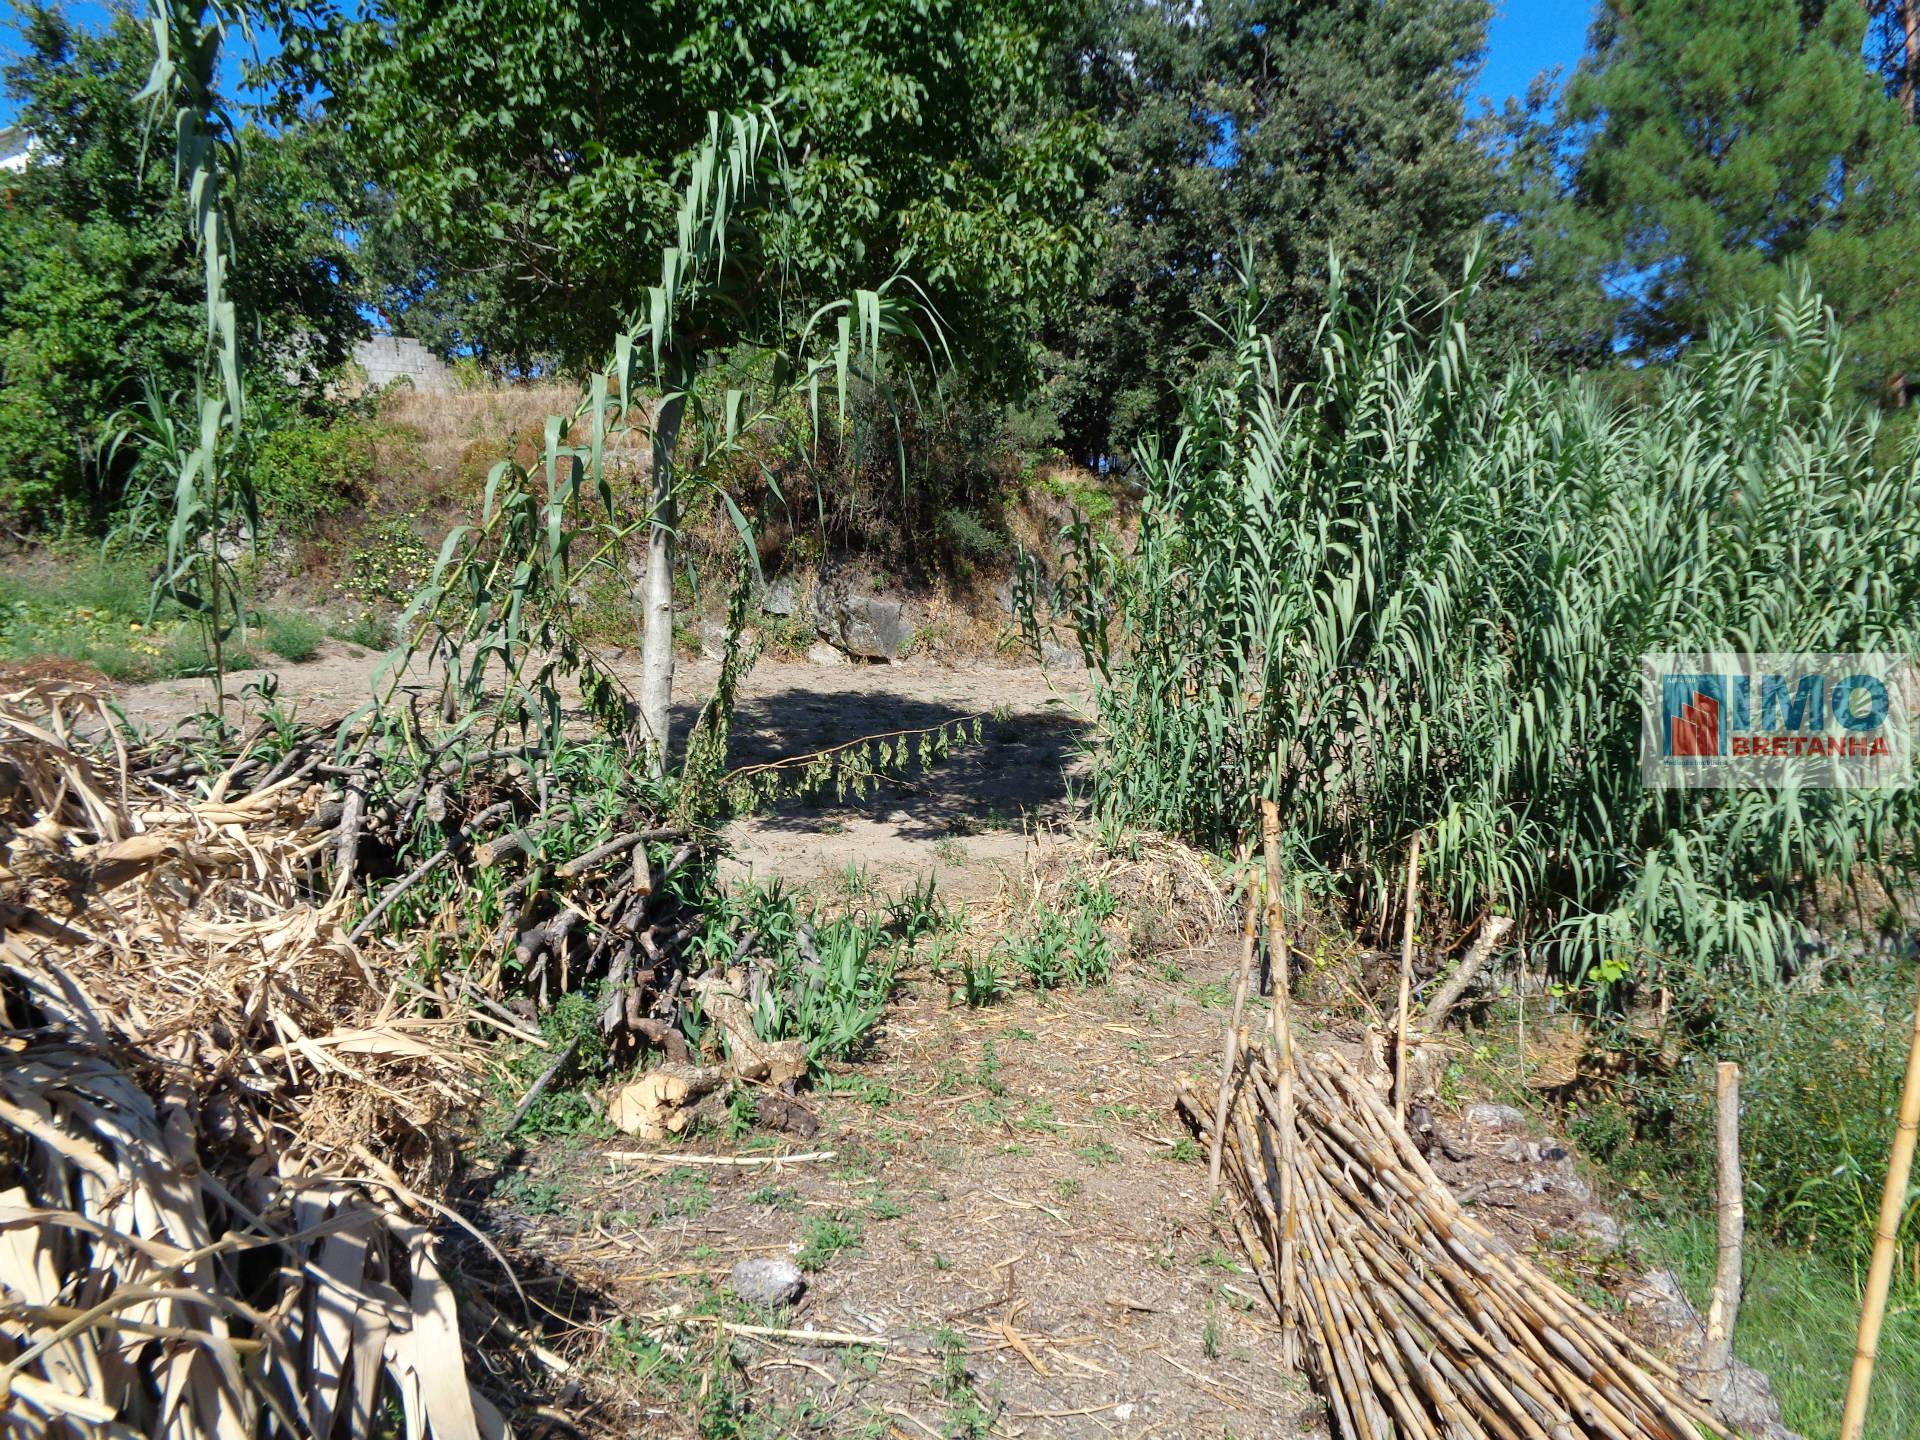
xmin=247 ymin=417 xmax=379 ymax=531
xmin=261 ymin=612 xmax=324 ymax=663
xmin=1656 ymin=964 xmax=1920 ymax=1267
xmin=340 ymin=518 xmax=437 ymax=611
xmin=938 ymin=506 xmax=1008 ymax=563
xmin=330 ymin=612 xmax=392 ymax=650
xmin=1046 ymin=272 xmax=1920 ymax=987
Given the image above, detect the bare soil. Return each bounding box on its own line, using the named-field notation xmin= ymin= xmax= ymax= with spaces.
xmin=105 ymin=644 xmax=1725 ymax=1440
xmin=117 ymin=643 xmax=1090 ymax=899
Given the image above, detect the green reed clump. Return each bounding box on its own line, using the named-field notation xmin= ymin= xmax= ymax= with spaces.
xmin=1047 ymin=261 xmax=1920 ymax=988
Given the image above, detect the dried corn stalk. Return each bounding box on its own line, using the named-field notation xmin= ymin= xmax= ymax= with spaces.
xmin=0 ymin=701 xmax=508 ymax=1438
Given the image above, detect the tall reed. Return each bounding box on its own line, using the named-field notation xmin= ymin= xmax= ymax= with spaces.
xmin=1050 ymin=262 xmax=1920 ymax=987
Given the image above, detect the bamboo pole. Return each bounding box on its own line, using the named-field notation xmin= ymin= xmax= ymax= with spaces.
xmin=1699 ymin=1061 xmax=1743 ymax=1395
xmin=1840 ymin=965 xmax=1920 ymax=1440
xmin=1208 ymin=851 xmax=1259 ymax=1196
xmin=1261 ymin=798 xmax=1300 ymax=1364
xmin=1393 ymin=833 xmax=1422 ymax=1127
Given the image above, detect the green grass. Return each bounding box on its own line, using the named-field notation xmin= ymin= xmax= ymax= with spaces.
xmin=0 ymin=561 xmax=337 ymax=680
xmin=0 ymin=561 xmax=180 ymax=681
xmin=1640 ymin=1215 xmax=1920 ymax=1440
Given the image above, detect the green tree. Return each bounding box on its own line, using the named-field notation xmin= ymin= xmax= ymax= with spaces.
xmin=1553 ymin=0 xmax=1920 ymax=403
xmin=319 ymin=0 xmax=1098 ymax=386
xmin=1040 ymin=0 xmax=1521 ymax=462
xmin=0 ymin=4 xmax=366 ymax=530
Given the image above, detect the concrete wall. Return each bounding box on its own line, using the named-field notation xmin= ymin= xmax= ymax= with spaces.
xmin=353 ymin=335 xmax=454 ymax=393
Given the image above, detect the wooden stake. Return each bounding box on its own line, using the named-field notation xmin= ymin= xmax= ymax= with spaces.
xmin=1261 ymin=798 xmax=1299 ymax=1365
xmin=1208 ymin=851 xmax=1259 ymax=1197
xmin=1393 ymin=833 xmax=1422 ymax=1127
xmin=1699 ymin=1061 xmax=1743 ymax=1394
xmin=1840 ymin=966 xmax=1920 ymax=1440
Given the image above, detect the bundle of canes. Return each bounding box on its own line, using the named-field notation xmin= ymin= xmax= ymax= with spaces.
xmin=1179 ymin=1043 xmax=1744 ymax=1440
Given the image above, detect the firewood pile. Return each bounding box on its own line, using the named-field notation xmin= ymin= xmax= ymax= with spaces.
xmin=1179 ymin=1042 xmax=1741 ymax=1440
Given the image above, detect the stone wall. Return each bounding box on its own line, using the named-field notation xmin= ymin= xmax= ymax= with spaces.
xmin=353 ymin=335 xmax=453 ymax=392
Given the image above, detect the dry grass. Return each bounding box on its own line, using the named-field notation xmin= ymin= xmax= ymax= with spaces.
xmin=0 ymin=698 xmax=500 ymax=1437
xmin=378 ymin=383 xmax=582 ymax=451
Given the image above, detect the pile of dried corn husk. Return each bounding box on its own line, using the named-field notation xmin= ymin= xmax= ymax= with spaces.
xmin=0 ymin=701 xmax=508 ymax=1438
xmin=1179 ymin=1043 xmax=1741 ymax=1440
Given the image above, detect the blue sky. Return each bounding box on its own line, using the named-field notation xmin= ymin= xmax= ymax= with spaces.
xmin=1474 ymin=1 xmax=1595 ymax=113
xmin=5 ymin=1 xmax=1595 ymax=131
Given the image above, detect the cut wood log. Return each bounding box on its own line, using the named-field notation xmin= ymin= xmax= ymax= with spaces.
xmin=1421 ymin=913 xmax=1515 ymax=1031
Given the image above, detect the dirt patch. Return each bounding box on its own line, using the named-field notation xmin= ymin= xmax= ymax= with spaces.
xmin=117 ymin=649 xmax=1092 ymax=900
xmin=465 ymin=939 xmax=1320 ymax=1438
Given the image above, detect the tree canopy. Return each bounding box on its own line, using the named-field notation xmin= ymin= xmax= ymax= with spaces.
xmin=0 ymin=3 xmax=363 ymax=527
xmin=321 ymin=0 xmax=1102 ymax=384
xmin=1038 ymin=0 xmax=1523 ymax=461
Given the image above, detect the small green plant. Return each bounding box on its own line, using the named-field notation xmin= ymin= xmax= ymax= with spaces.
xmin=795 ymin=1217 xmax=862 ymax=1272
xmin=972 ymin=1040 xmax=1007 ymax=1096
xmin=883 ymin=871 xmax=947 ymax=945
xmin=995 ymin=872 xmax=1117 ymax=991
xmin=658 ymin=1168 xmax=714 ymax=1218
xmin=934 ymin=1327 xmax=992 ymax=1439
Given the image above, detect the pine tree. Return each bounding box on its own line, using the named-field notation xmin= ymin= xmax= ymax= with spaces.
xmin=1042 ymin=0 xmax=1519 ymax=462
xmin=1555 ymin=0 xmax=1920 ymax=403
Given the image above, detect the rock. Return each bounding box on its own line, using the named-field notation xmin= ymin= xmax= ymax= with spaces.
xmin=1628 ymin=1270 xmax=1805 ymax=1440
xmin=760 ymin=576 xmax=798 ymax=616
xmin=699 ymin=618 xmax=729 ymax=660
xmin=730 ymin=1257 xmax=805 ymax=1309
xmin=806 ymin=641 xmax=845 ymax=667
xmin=831 ymin=593 xmax=910 ymax=660
xmin=992 ymin=577 xmax=1015 ymax=614
xmin=1718 ymin=1359 xmax=1803 ymax=1440
xmin=1466 ymin=1103 xmax=1525 ymax=1129
xmin=1040 ymin=640 xmax=1084 ymax=672
xmin=1580 ymin=1211 xmax=1623 ymax=1248
xmin=1556 ymin=1174 xmax=1591 ymax=1203
xmin=1629 ymin=1269 xmax=1701 ymax=1333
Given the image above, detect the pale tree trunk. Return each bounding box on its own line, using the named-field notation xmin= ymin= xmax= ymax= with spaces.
xmin=1904 ymin=0 xmax=1918 ymax=121
xmin=1698 ymin=1062 xmax=1743 ymax=1397
xmin=639 ymin=394 xmax=684 ymax=778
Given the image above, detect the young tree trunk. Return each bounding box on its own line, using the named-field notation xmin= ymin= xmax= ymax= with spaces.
xmin=1841 ymin=967 xmax=1920 ymax=1439
xmin=639 ymin=394 xmax=685 ymax=778
xmin=1699 ymin=1062 xmax=1743 ymax=1395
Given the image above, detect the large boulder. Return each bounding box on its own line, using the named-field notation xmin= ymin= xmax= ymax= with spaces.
xmin=825 ymin=592 xmax=909 ymax=660
xmin=759 ymin=575 xmax=799 ymax=617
